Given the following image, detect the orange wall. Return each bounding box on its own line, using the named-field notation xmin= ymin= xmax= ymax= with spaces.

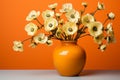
xmin=0 ymin=0 xmax=120 ymax=70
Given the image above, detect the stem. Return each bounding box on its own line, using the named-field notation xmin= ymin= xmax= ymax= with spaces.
xmin=74 ymin=26 xmax=87 ymax=40
xmin=63 ymin=32 xmax=67 ymax=40
xmin=61 ymin=33 xmax=65 ymax=40
xmin=51 ymin=36 xmax=63 ymax=41
xmin=79 ymin=34 xmax=91 ymax=38
xmin=103 ymin=18 xmax=109 ymax=25
xmin=68 ymin=35 xmax=71 ymax=40
xmin=35 ymin=18 xmax=44 ymax=29
xmin=53 ymin=9 xmax=56 ymax=16
xmin=92 ymin=9 xmax=98 ymax=16
xmin=35 ymin=18 xmax=43 ymax=26
xmin=82 ymin=26 xmax=87 ymax=33
xmin=22 ymin=37 xmax=33 ymax=43
xmin=83 ymin=7 xmax=86 ymax=12
xmin=53 ymin=9 xmax=60 ymax=21
xmin=71 ymin=34 xmax=75 ymax=40
xmin=82 ymin=7 xmax=86 ymax=15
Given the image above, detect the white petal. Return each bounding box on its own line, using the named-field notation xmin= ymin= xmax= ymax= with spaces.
xmin=100 ymin=44 xmax=106 ymax=52
xmin=46 ymin=40 xmax=53 ymax=46
xmin=60 ymin=3 xmax=73 ymax=13
xmin=42 ymin=10 xmax=54 ymax=20
xmin=82 ymin=14 xmax=94 ymax=26
xmin=62 ymin=22 xmax=78 ymax=35
xmin=108 ymin=12 xmax=115 ymax=19
xmin=97 ymin=2 xmax=105 ymax=10
xmin=48 ymin=3 xmax=58 ymax=9
xmin=81 ymin=2 xmax=88 ymax=7
xmin=13 ymin=41 xmax=23 ymax=52
xmin=25 ymin=22 xmax=38 ymax=36
xmin=26 ymin=10 xmax=40 ymax=21
xmin=88 ymin=21 xmax=103 ymax=37
xmin=44 ymin=18 xmax=58 ymax=31
xmin=65 ymin=9 xmax=80 ymax=23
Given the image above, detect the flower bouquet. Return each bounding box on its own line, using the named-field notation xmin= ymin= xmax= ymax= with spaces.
xmin=13 ymin=2 xmax=115 ymax=52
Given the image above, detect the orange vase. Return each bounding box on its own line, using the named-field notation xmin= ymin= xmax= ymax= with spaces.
xmin=53 ymin=41 xmax=86 ymax=76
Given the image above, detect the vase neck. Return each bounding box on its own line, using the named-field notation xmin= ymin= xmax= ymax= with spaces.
xmin=61 ymin=41 xmax=77 ymax=46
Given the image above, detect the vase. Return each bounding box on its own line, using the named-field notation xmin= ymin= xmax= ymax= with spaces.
xmin=53 ymin=41 xmax=86 ymax=76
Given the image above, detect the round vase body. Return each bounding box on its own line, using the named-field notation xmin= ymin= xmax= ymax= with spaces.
xmin=53 ymin=41 xmax=86 ymax=76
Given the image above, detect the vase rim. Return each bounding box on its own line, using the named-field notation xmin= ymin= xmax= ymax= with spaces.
xmin=61 ymin=40 xmax=77 ymax=44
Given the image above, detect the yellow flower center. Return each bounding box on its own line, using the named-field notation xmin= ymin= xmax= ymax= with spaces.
xmin=93 ymin=26 xmax=97 ymax=31
xmin=95 ymin=36 xmax=100 ymax=39
xmin=38 ymin=37 xmax=42 ymax=41
xmin=46 ymin=14 xmax=50 ymax=17
xmin=57 ymin=32 xmax=61 ymax=36
xmin=68 ymin=28 xmax=73 ymax=32
xmin=17 ymin=46 xmax=22 ymax=49
xmin=31 ymin=28 xmax=34 ymax=32
xmin=49 ymin=23 xmax=53 ymax=27
xmin=70 ymin=14 xmax=75 ymax=18
xmin=31 ymin=15 xmax=35 ymax=17
xmin=85 ymin=18 xmax=90 ymax=23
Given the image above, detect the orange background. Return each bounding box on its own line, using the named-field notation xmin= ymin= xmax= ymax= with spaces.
xmin=0 ymin=0 xmax=120 ymax=70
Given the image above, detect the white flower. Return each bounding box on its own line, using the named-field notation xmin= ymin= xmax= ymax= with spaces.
xmin=106 ymin=23 xmax=113 ymax=34
xmin=34 ymin=33 xmax=48 ymax=44
xmin=87 ymin=21 xmax=103 ymax=37
xmin=106 ymin=23 xmax=115 ymax=44
xmin=65 ymin=9 xmax=80 ymax=23
xmin=25 ymin=22 xmax=38 ymax=36
xmin=46 ymin=40 xmax=53 ymax=46
xmin=81 ymin=14 xmax=95 ymax=26
xmin=42 ymin=10 xmax=54 ymax=20
xmin=108 ymin=12 xmax=115 ymax=19
xmin=106 ymin=35 xmax=116 ymax=44
xmin=62 ymin=22 xmax=78 ymax=35
xmin=81 ymin=2 xmax=88 ymax=7
xmin=48 ymin=3 xmax=58 ymax=10
xmin=99 ymin=44 xmax=107 ymax=52
xmin=26 ymin=10 xmax=40 ymax=21
xmin=56 ymin=13 xmax=62 ymax=17
xmin=106 ymin=22 xmax=116 ymax=44
xmin=97 ymin=2 xmax=105 ymax=10
xmin=29 ymin=42 xmax=37 ymax=48
xmin=44 ymin=18 xmax=58 ymax=31
xmin=94 ymin=34 xmax=104 ymax=44
xmin=58 ymin=19 xmax=64 ymax=25
xmin=60 ymin=3 xmax=73 ymax=13
xmin=106 ymin=30 xmax=116 ymax=44
xmin=13 ymin=41 xmax=23 ymax=52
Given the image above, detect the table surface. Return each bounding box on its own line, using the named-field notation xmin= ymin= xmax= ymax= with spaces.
xmin=0 ymin=70 xmax=120 ymax=80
